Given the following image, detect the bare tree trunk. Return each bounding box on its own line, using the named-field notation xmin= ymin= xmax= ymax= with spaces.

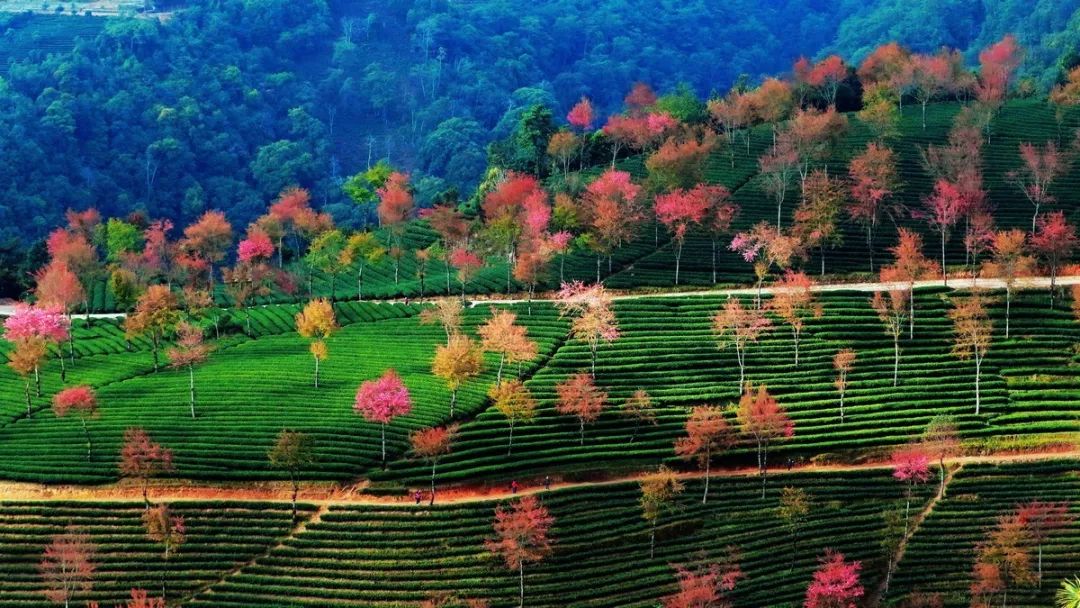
xmin=189 ymin=365 xmax=196 ymax=419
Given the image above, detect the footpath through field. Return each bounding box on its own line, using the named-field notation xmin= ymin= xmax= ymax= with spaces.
xmin=0 ymin=449 xmax=1075 ymax=505
xmin=2 ymin=274 xmax=1077 ymax=318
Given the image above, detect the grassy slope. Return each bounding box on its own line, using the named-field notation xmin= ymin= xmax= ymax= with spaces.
xmin=376 ymin=288 xmax=1080 ymax=488
xmin=0 ymin=302 xmax=564 ymax=483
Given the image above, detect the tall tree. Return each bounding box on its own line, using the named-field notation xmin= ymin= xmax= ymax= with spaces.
xmin=848 ymin=143 xmax=900 ymax=272
xmin=582 ymin=170 xmax=642 ymax=278
xmin=1007 ymin=142 xmax=1069 ymax=233
xmin=675 ymin=406 xmax=735 ymax=503
xmin=410 ymin=425 xmax=457 ymax=505
xmin=759 ymin=137 xmax=799 ymax=227
xmin=485 ymin=496 xmax=554 ymax=608
xmin=377 ymin=172 xmax=415 ymax=284
xmin=807 ymin=55 xmax=847 ymax=106
xmin=267 ymin=429 xmax=315 ymax=522
xmin=179 ymin=211 xmax=232 ymax=289
xmin=39 ymin=527 xmax=96 ymax=608
xmin=420 ymin=298 xmax=464 ymax=345
xmin=890 ymin=445 xmax=931 ymax=534
xmin=354 ymin=369 xmax=412 ymax=466
xmin=871 ymin=284 xmax=908 ymax=387
xmin=804 ymin=550 xmax=864 ymax=608
xmin=793 ymin=170 xmax=845 ymax=275
xmin=622 ymin=389 xmax=658 ymax=444
xmin=3 ymin=304 xmax=70 ymax=389
xmin=921 ymin=415 xmax=960 ymax=495
xmin=52 ymin=386 xmax=97 ymax=461
xmin=489 ymin=379 xmax=537 ymax=455
xmin=639 ymin=466 xmax=684 ymax=558
xmin=1031 ymin=211 xmax=1077 ymax=307
xmin=885 ymin=228 xmax=937 ymax=339
xmin=736 ymin=384 xmax=793 ymax=498
xmin=730 ymin=222 xmax=802 ymax=306
xmin=662 ymin=553 xmax=744 ymax=608
xmin=655 ymin=184 xmax=713 ymax=284
xmin=982 ymin=229 xmax=1035 ymax=338
xmin=555 ymin=282 xmax=620 ymax=377
xmin=1016 ymin=501 xmax=1075 ymax=588
xmin=305 ymin=229 xmax=349 ymax=300
xmin=949 ymin=294 xmax=993 ymax=414
xmin=769 ymin=271 xmax=822 ymax=366
xmin=971 ymin=511 xmax=1036 ymax=608
xmin=555 ymin=372 xmax=608 ymax=445
xmin=833 ymin=348 xmax=856 ymax=423
xmin=478 ymin=309 xmax=537 ymax=384
xmin=166 ymin=321 xmax=213 ymax=419
xmin=124 ymin=285 xmax=179 ymax=372
xmin=432 ymin=334 xmax=484 ymax=417
xmin=119 ymin=427 xmax=174 ymax=508
xmin=8 ymin=336 xmax=47 ymax=414
xmin=777 ymin=486 xmax=812 ymax=571
xmin=342 ymin=232 xmax=386 ymax=301
xmin=34 ymin=260 xmax=84 ymax=363
xmin=910 ymin=52 xmax=955 ymax=129
xmin=142 ymin=504 xmax=185 ymax=602
xmin=712 ymin=296 xmax=772 ymax=387
xmin=923 ymin=179 xmax=965 ymax=283
xmin=295 ymin=299 xmax=338 ymax=388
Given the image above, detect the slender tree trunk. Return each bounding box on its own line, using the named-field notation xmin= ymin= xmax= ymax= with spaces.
xmin=450 ymin=389 xmax=457 ymax=418
xmin=702 ymin=447 xmax=711 ymax=504
xmin=674 ymin=245 xmax=681 ymax=286
xmin=23 ymin=377 xmax=31 ymax=415
xmin=1005 ymin=287 xmax=1011 ymax=338
xmin=711 ymin=239 xmax=718 ymax=284
xmin=497 ymin=353 xmax=505 ymax=385
xmin=579 ymin=418 xmax=585 ymax=445
xmin=34 ymin=365 xmax=40 ymax=397
xmin=82 ymin=418 xmax=91 ymax=461
xmin=314 ymin=356 xmax=320 ymax=389
xmin=143 ymin=478 xmax=150 ymax=510
xmin=596 ymin=256 xmax=601 ymax=283
xmin=188 ymin=365 xmax=196 ymax=419
xmin=893 ymin=336 xmax=900 ymax=386
xmin=380 ymin=423 xmax=387 ymax=468
xmin=761 ymin=439 xmax=769 ymax=499
xmin=939 ymin=455 xmax=946 ymax=496
xmin=736 ymin=346 xmax=746 ymax=388
xmin=57 ymin=348 xmax=66 ymax=382
xmin=793 ymin=328 xmax=800 ymax=367
xmin=941 ymin=231 xmax=947 ymax=286
xmin=507 ymin=418 xmax=515 ymax=455
xmin=519 ymin=561 xmax=525 ymax=608
xmin=358 ymin=266 xmax=364 ymax=301
xmin=909 ymin=288 xmax=915 ymax=340
xmin=974 ymin=355 xmax=982 ymax=415
xmin=650 ymin=519 xmax=657 ymax=559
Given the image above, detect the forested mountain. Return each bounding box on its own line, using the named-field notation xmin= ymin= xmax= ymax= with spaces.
xmin=1 ymin=0 xmax=1079 ymax=294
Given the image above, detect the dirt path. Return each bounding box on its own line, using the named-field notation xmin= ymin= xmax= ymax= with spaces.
xmin=0 ymin=449 xmax=1073 ymax=506
xmin=467 ymin=274 xmax=1080 ymax=307
xmin=867 ymin=463 xmax=962 ymax=606
xmin=4 ymin=275 xmax=1075 ymax=318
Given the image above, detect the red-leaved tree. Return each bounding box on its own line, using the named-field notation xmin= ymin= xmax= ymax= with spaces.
xmin=485 ymin=495 xmax=554 ymax=608
xmin=39 ymin=527 xmax=96 ymax=608
xmin=736 ymin=384 xmax=793 ymax=498
xmin=119 ymin=427 xmax=174 ymax=508
xmin=52 ymin=385 xmax=97 ymax=461
xmin=675 ymin=406 xmax=736 ymax=503
xmin=804 ymin=549 xmax=864 ymax=608
xmin=555 ymin=372 xmax=608 ymax=445
xmin=1030 ymin=211 xmax=1077 ymax=307
xmin=354 ymin=369 xmax=413 ymax=466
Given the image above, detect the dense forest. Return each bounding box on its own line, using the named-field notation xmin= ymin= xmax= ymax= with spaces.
xmin=0 ymin=0 xmax=1079 ymax=295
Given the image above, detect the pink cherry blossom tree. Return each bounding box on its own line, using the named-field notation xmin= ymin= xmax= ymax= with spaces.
xmin=354 ymin=369 xmax=413 ymax=466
